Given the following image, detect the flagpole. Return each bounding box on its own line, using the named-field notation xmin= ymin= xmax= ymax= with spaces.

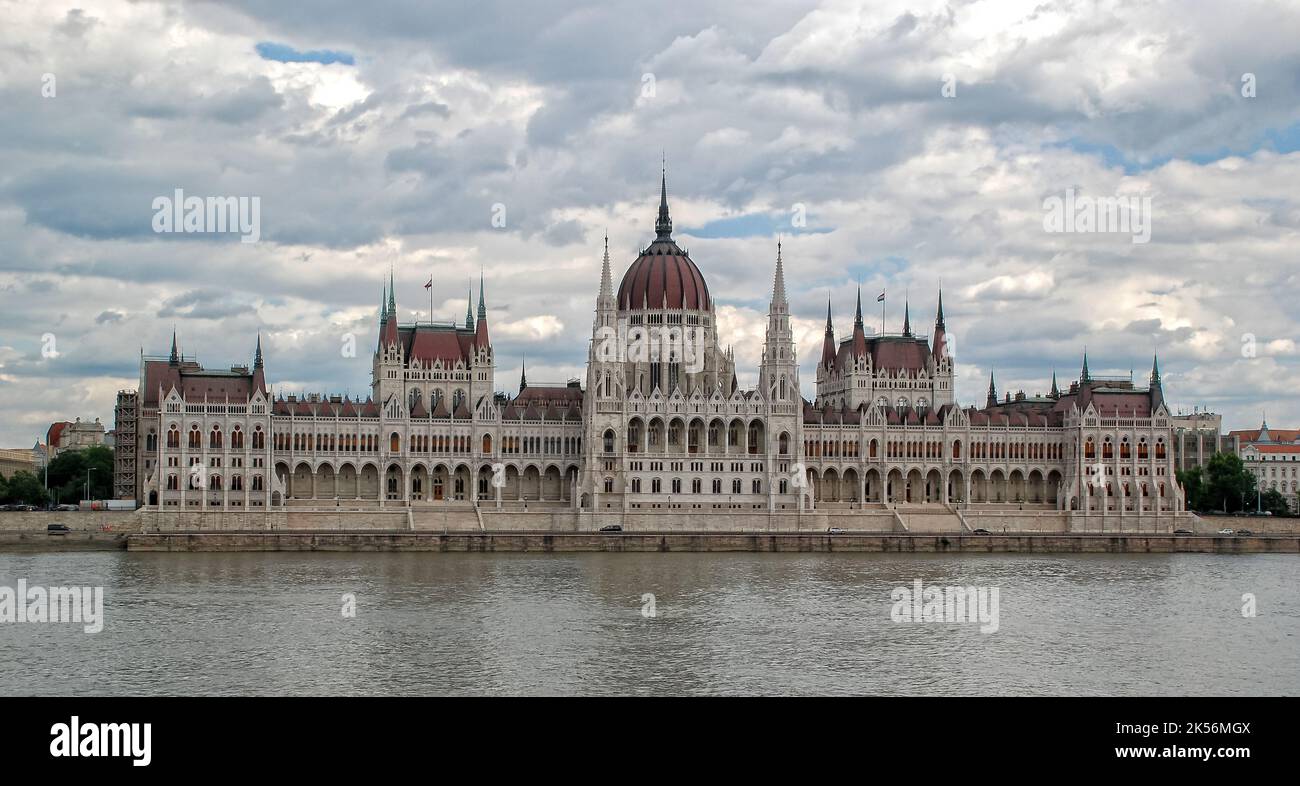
xmin=881 ymin=291 xmax=885 ymax=337
xmin=428 ymin=268 xmax=434 ymax=325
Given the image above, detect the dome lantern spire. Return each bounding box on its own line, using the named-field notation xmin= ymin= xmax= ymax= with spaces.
xmin=655 ymin=158 xmax=673 ymax=240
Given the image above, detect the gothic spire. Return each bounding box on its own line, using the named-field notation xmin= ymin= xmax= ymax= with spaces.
xmin=935 ymin=287 xmax=945 ymax=329
xmin=654 ymin=159 xmax=673 ymax=240
xmin=387 ymin=266 xmax=396 ymax=316
xmin=1050 ymin=370 xmax=1059 ymax=398
xmin=465 ymin=287 xmax=475 ymax=331
xmin=1081 ymin=349 xmax=1091 ymax=383
xmin=477 ymin=272 xmax=487 ymax=320
xmin=519 ymin=357 xmax=528 ymax=393
xmin=771 ymin=238 xmax=788 ymax=306
xmin=1150 ymin=352 xmax=1161 ymax=387
xmin=853 ymin=285 xmax=864 ymax=329
xmin=254 ymin=333 xmax=263 ymax=370
xmin=987 ymin=371 xmax=998 ymax=408
xmin=169 ymin=328 xmax=179 ymax=366
xmin=599 ymin=232 xmax=614 ymax=304
xmin=902 ymin=299 xmax=912 ymax=336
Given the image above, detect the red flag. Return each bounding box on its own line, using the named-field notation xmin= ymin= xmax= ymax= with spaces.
xmin=876 ymin=291 xmax=885 ymax=302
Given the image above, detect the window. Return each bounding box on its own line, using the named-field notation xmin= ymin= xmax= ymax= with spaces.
xmin=631 ymin=478 xmax=642 ymax=493
xmin=604 ymin=430 xmax=615 ymax=453
xmin=712 ymin=479 xmax=721 ymax=494
xmin=752 ymin=479 xmax=762 ymax=494
xmin=604 ymin=478 xmax=614 ymax=493
xmin=732 ymin=479 xmax=742 ymax=494
xmin=652 ymin=478 xmax=662 ymax=493
xmin=671 ymin=478 xmax=681 ymax=494
xmin=691 ymin=479 xmax=701 ymax=494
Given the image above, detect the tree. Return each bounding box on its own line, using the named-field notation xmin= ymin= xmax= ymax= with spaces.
xmin=1257 ymin=488 xmax=1291 ymax=516
xmin=1201 ymin=452 xmax=1256 ymax=513
xmin=2 ymin=471 xmax=49 ymax=507
xmin=46 ymin=445 xmax=113 ymax=502
xmin=1176 ymin=466 xmax=1205 ymax=511
xmin=0 ymin=473 xmax=8 ymax=502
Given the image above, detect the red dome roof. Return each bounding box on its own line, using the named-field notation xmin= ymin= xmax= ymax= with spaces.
xmin=617 ymin=239 xmax=712 ymax=311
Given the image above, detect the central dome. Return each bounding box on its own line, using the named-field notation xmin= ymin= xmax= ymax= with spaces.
xmin=616 ymin=171 xmax=712 ymax=312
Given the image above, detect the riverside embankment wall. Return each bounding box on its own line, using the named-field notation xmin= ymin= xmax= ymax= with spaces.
xmin=125 ymin=532 xmax=1300 ymax=554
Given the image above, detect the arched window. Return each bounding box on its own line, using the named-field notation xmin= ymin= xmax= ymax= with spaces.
xmin=390 ymin=432 xmax=401 ymax=453
xmin=210 ymin=427 xmax=222 ymax=449
xmin=231 ymin=426 xmax=244 ymax=449
xmin=482 ymin=433 xmax=493 ymax=453
xmin=146 ymin=430 xmax=158 ymax=451
xmin=603 ymin=429 xmax=615 ymax=453
xmin=167 ymin=426 xmax=180 ymax=449
xmin=189 ymin=426 xmax=201 ymax=449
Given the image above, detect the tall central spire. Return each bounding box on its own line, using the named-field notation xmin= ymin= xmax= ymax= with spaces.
xmin=655 ymin=158 xmax=673 ymax=240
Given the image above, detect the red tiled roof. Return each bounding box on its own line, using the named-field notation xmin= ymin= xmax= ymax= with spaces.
xmin=1250 ymin=444 xmax=1300 ymax=454
xmin=1231 ymin=428 xmax=1300 ymax=443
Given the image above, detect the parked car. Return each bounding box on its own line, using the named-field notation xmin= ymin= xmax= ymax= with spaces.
xmin=16 ymin=504 xmax=38 ymax=512
xmin=972 ymin=528 xmax=991 ymax=534
xmin=46 ymin=523 xmax=71 ymax=534
xmin=598 ymin=524 xmax=623 ymax=533
xmin=55 ymin=504 xmax=78 ymax=512
xmin=1173 ymin=529 xmax=1192 ymax=535
xmin=827 ymin=527 xmax=845 ymax=535
xmin=1217 ymin=528 xmax=1235 ymax=535
xmin=1236 ymin=529 xmax=1254 ymax=536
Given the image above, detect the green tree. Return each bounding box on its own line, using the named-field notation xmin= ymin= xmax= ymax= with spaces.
xmin=1201 ymin=452 xmax=1256 ymax=513
xmin=1256 ymin=488 xmax=1291 ymax=516
xmin=3 ymin=471 xmax=49 ymax=507
xmin=1176 ymin=466 xmax=1205 ymax=511
xmin=0 ymin=472 xmax=8 ymax=503
xmin=46 ymin=445 xmax=113 ymax=503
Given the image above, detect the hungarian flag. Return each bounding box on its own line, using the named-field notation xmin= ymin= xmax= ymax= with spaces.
xmin=424 ymin=278 xmax=432 ymax=290
xmin=876 ymin=291 xmax=885 ymax=302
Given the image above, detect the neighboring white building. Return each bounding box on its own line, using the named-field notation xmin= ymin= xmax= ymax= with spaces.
xmin=1233 ymin=420 xmax=1300 ymax=513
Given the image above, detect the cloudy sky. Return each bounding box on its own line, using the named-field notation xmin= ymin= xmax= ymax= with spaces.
xmin=1 ymin=0 xmax=1298 ymax=447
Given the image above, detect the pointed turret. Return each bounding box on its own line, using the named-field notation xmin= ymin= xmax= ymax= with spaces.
xmin=931 ymin=288 xmax=948 ymax=360
xmin=654 ymin=161 xmax=673 ymax=240
xmin=1149 ymin=353 xmax=1164 ymax=410
xmin=168 ymin=328 xmax=179 ymax=367
xmin=252 ymin=333 xmax=266 ymax=392
xmin=465 ymin=287 xmax=475 ymax=331
xmin=1081 ymin=349 xmax=1091 ymax=384
xmin=986 ymin=371 xmax=998 ymax=408
xmin=820 ymin=295 xmax=837 ymax=369
xmin=387 ymin=266 xmax=396 ymax=316
xmin=850 ymin=285 xmax=867 ymax=357
xmin=1050 ymin=370 xmax=1060 ymax=399
xmin=519 ymin=358 xmax=528 ymax=393
xmin=474 ymin=275 xmax=490 ymax=349
xmin=902 ymin=299 xmax=912 ymax=337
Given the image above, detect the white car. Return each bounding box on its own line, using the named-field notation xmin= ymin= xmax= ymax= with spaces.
xmin=827 ymin=527 xmax=845 ymax=535
xmin=1217 ymin=528 xmax=1235 ymax=535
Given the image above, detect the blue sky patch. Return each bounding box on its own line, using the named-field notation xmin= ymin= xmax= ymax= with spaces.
xmin=255 ymin=42 xmax=355 ymax=66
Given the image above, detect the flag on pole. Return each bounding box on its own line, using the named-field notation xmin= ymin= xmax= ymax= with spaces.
xmin=424 ymin=278 xmax=433 ymax=290
xmin=876 ymin=291 xmax=885 ymax=302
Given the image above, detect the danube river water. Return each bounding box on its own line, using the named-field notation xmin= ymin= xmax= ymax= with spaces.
xmin=1 ymin=551 xmax=1296 ymax=696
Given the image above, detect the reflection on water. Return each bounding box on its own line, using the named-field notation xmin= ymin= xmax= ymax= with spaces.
xmin=1 ymin=552 xmax=1296 ymax=696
